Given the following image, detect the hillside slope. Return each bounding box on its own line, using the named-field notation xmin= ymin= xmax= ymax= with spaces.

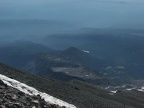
xmin=0 ymin=63 xmax=144 ymax=108
xmin=0 ymin=79 xmax=66 ymax=108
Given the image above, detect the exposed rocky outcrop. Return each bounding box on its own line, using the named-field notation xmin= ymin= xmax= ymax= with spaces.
xmin=0 ymin=80 xmax=65 ymax=108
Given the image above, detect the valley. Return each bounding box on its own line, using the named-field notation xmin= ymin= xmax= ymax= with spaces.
xmin=1 ymin=0 xmax=144 ymax=107
xmin=0 ymin=28 xmax=144 ymax=108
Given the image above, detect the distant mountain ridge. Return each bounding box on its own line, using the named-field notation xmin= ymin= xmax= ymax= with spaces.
xmin=62 ymin=46 xmax=105 ymax=70
xmin=0 ymin=41 xmax=104 ymax=82
xmin=0 ymin=41 xmax=132 ymax=86
xmin=43 ymin=28 xmax=144 ymax=79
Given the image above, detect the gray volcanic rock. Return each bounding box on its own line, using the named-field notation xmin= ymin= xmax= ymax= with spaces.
xmin=0 ymin=80 xmax=64 ymax=108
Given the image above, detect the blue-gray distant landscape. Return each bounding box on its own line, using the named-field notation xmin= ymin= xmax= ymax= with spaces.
xmin=0 ymin=0 xmax=144 ymax=77
xmin=1 ymin=1 xmax=144 ymax=108
xmin=0 ymin=0 xmax=144 ymax=42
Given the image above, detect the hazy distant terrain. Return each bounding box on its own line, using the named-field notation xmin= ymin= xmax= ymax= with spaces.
xmin=0 ymin=19 xmax=77 ymax=43
xmin=1 ymin=28 xmax=144 ymax=80
xmin=0 ymin=38 xmax=143 ymax=87
xmin=42 ymin=29 xmax=144 ymax=78
xmin=0 ymin=0 xmax=144 ymax=108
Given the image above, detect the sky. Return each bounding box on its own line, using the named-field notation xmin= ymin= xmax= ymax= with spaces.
xmin=0 ymin=0 xmax=144 ymax=28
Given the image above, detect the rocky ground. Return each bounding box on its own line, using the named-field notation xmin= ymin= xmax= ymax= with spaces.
xmin=0 ymin=80 xmax=65 ymax=108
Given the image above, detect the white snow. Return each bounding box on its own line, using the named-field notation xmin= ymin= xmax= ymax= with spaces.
xmin=82 ymin=50 xmax=90 ymax=54
xmin=0 ymin=74 xmax=76 ymax=108
xmin=137 ymin=89 xmax=144 ymax=92
xmin=122 ymin=85 xmax=126 ymax=88
xmin=137 ymin=86 xmax=144 ymax=92
xmin=126 ymin=88 xmax=134 ymax=91
xmin=105 ymin=86 xmax=110 ymax=89
xmin=111 ymin=90 xmax=117 ymax=93
xmin=85 ymin=74 xmax=89 ymax=77
xmin=126 ymin=86 xmax=144 ymax=92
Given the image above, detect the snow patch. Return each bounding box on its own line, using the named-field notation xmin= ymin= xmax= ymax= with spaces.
xmin=137 ymin=89 xmax=144 ymax=92
xmin=86 ymin=74 xmax=89 ymax=77
xmin=82 ymin=50 xmax=90 ymax=54
xmin=0 ymin=74 xmax=76 ymax=108
xmin=111 ymin=90 xmax=117 ymax=93
xmin=105 ymin=86 xmax=110 ymax=89
xmin=126 ymin=88 xmax=134 ymax=91
xmin=137 ymin=86 xmax=144 ymax=92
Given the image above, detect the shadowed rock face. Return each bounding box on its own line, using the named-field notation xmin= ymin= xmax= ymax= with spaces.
xmin=0 ymin=79 xmax=7 ymax=87
xmin=0 ymin=80 xmax=65 ymax=108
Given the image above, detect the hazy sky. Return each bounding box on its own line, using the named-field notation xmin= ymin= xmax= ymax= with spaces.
xmin=0 ymin=0 xmax=144 ymax=28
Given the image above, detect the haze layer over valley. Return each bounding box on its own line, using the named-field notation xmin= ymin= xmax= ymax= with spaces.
xmin=0 ymin=1 xmax=144 ymax=107
xmin=0 ymin=0 xmax=144 ymax=42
